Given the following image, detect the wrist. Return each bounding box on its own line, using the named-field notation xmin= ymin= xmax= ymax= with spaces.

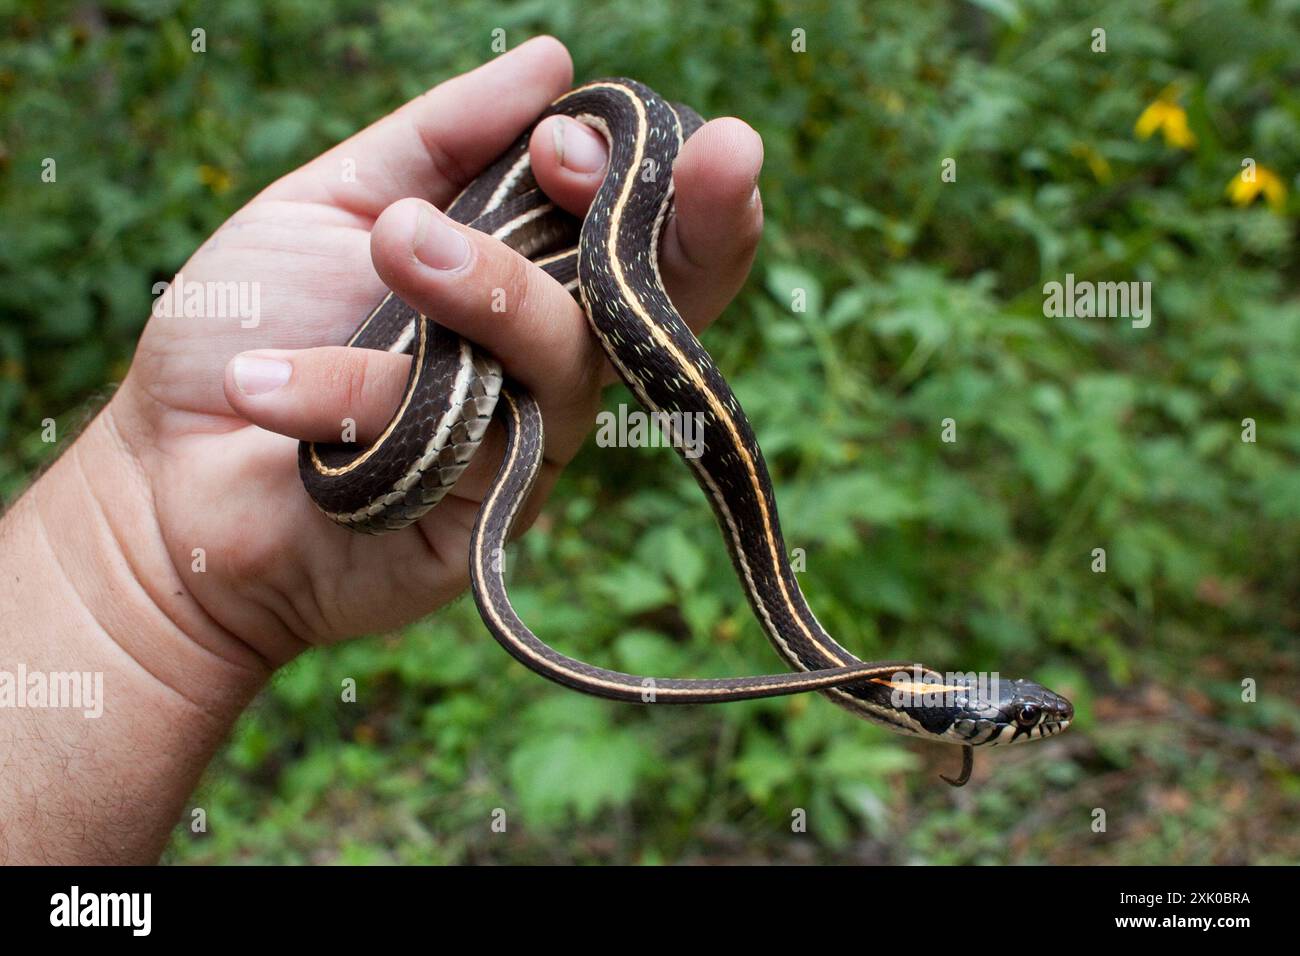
xmin=26 ymin=403 xmax=272 ymax=716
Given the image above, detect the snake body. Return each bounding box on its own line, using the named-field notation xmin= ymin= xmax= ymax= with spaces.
xmin=299 ymin=78 xmax=1073 ymax=784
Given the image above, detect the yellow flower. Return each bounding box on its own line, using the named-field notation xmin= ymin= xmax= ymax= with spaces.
xmin=1135 ymin=95 xmax=1197 ymax=150
xmin=197 ymin=164 xmax=233 ymax=195
xmin=1226 ymin=163 xmax=1287 ymax=212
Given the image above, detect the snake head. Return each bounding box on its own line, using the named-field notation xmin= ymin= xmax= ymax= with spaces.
xmin=943 ymin=677 xmax=1074 ymax=746
xmin=873 ymin=667 xmax=1073 ymax=746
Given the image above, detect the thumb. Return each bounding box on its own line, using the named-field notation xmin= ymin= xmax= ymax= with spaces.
xmin=223 ymin=347 xmax=411 ymax=444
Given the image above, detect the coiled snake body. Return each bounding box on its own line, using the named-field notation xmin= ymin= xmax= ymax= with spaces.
xmin=299 ymin=79 xmax=1073 ymax=786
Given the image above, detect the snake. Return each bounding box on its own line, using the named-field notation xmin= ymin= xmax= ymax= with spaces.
xmin=298 ymin=78 xmax=1073 ymax=786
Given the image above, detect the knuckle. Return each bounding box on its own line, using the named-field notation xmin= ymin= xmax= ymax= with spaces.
xmin=501 ymin=250 xmax=535 ymax=319
xmin=326 ymin=351 xmax=370 ymax=421
xmin=465 ymin=239 xmax=535 ymax=323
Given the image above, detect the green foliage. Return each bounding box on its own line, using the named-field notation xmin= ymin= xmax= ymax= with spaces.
xmin=3 ymin=0 xmax=1298 ymax=863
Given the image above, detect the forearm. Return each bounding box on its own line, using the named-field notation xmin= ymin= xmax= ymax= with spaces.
xmin=0 ymin=408 xmax=269 ymax=864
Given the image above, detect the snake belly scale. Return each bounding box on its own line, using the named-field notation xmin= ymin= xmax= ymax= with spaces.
xmin=298 ymin=78 xmax=1073 ymax=785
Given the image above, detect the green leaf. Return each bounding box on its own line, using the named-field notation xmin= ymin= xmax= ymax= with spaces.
xmin=508 ymin=731 xmax=652 ymax=826
xmin=592 ymin=563 xmax=673 ymax=614
xmin=765 ymin=263 xmax=824 ymax=319
xmin=635 ymin=525 xmax=705 ymax=592
xmin=245 ymin=115 xmax=311 ymax=163
xmin=732 ymin=734 xmax=797 ymax=802
xmin=613 ymin=629 xmax=688 ymax=675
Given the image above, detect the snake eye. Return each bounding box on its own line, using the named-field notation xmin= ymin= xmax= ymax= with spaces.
xmin=1015 ymin=704 xmax=1040 ymax=727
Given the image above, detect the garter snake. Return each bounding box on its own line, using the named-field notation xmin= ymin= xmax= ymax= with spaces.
xmin=299 ymin=78 xmax=1073 ymax=786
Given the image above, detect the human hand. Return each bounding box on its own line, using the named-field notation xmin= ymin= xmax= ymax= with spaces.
xmin=94 ymin=37 xmax=765 ymax=670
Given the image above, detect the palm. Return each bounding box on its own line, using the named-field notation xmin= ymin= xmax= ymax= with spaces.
xmin=128 ymin=194 xmax=475 ymax=646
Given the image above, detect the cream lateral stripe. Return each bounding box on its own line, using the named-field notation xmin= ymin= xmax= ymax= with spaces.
xmin=534 ymin=249 xmax=577 ymax=268
xmin=594 ymin=82 xmax=847 ymax=669
xmin=645 ymin=137 xmax=675 ymax=314
xmin=388 ymin=321 xmax=416 ymax=354
xmin=490 ymin=202 xmax=556 ymax=241
xmin=485 ymin=153 xmax=533 ymax=212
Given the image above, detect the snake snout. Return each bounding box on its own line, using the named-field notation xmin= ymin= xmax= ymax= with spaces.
xmin=1033 ymin=686 xmax=1074 ymax=736
xmin=991 ymin=679 xmax=1075 ymax=742
xmin=1056 ymin=694 xmax=1075 ymax=725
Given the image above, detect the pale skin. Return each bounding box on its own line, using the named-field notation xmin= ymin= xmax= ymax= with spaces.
xmin=0 ymin=37 xmax=765 ymax=864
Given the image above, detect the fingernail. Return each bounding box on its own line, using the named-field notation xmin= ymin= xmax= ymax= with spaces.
xmin=412 ymin=204 xmax=470 ymax=271
xmin=554 ymin=118 xmax=606 ymax=173
xmin=232 ymin=354 xmax=291 ymax=396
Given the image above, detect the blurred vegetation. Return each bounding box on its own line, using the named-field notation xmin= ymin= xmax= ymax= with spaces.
xmin=3 ymin=0 xmax=1299 ymax=864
